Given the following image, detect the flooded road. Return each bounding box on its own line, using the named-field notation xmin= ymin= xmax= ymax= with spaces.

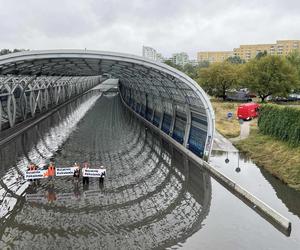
xmin=0 ymin=93 xmax=300 ymax=249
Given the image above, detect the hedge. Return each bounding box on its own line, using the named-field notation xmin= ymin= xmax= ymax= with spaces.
xmin=258 ymin=105 xmax=300 ymax=146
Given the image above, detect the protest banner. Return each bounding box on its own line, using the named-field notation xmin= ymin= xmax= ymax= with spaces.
xmin=25 ymin=170 xmax=48 ymax=180
xmin=82 ymin=168 xmax=106 ymax=178
xmin=56 ymin=167 xmax=76 ymax=176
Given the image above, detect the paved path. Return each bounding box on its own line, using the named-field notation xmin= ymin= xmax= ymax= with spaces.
xmin=230 ymin=120 xmax=251 ymax=142
xmin=213 ymin=131 xmax=238 ymax=152
xmin=213 ymin=120 xmax=253 ymax=152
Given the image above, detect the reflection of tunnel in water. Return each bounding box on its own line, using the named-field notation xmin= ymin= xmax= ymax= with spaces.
xmin=0 ymin=94 xmax=211 ymax=249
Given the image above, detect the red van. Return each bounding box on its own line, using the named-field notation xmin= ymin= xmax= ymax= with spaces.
xmin=237 ymin=103 xmax=260 ymax=120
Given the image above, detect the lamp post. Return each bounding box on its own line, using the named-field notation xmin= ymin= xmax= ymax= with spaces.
xmin=235 ymin=151 xmax=241 ymax=173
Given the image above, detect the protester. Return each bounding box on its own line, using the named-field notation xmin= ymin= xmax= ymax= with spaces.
xmin=48 ymin=161 xmax=56 ymax=181
xmin=73 ymin=162 xmax=80 ymax=185
xmin=82 ymin=161 xmax=89 ymax=185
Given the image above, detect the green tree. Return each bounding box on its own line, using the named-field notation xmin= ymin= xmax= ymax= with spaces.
xmin=243 ymin=55 xmax=299 ymax=102
xmin=198 ymin=62 xmax=240 ymax=100
xmin=226 ymin=56 xmax=245 ymax=64
xmin=255 ymin=50 xmax=268 ymax=59
xmin=287 ymin=51 xmax=300 ymax=92
xmin=0 ymin=49 xmax=11 ymax=55
xmin=164 ymin=60 xmax=183 ymax=71
xmin=0 ymin=48 xmax=27 ymax=55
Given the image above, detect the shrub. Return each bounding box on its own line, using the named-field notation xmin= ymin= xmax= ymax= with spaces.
xmin=258 ymin=105 xmax=300 ymax=146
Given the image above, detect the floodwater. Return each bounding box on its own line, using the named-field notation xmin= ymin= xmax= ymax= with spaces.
xmin=0 ymin=93 xmax=299 ymax=249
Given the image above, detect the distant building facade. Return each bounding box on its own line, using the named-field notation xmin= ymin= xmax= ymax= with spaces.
xmin=197 ymin=51 xmax=233 ymax=63
xmin=171 ymin=52 xmax=189 ymax=66
xmin=234 ymin=40 xmax=300 ymax=61
xmin=142 ymin=46 xmax=157 ymax=61
xmin=197 ymin=40 xmax=300 ymax=63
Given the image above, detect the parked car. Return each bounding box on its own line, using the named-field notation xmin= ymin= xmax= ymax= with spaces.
xmin=237 ymin=103 xmax=260 ymax=120
xmin=273 ymin=94 xmax=300 ymax=102
xmin=225 ymin=90 xmax=252 ymax=102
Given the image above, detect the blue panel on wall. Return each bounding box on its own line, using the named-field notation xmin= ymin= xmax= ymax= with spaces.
xmin=162 ymin=113 xmax=172 ymax=134
xmin=146 ymin=108 xmax=152 ymax=121
xmin=153 ymin=113 xmax=160 ymax=127
xmin=188 ymin=126 xmax=206 ymax=157
xmin=140 ymin=104 xmax=146 ymax=117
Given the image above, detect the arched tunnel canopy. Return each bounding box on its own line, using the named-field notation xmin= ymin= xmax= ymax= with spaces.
xmin=0 ymin=50 xmax=215 ymax=159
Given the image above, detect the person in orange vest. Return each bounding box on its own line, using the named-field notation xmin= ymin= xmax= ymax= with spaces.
xmin=48 ymin=161 xmax=56 ymax=181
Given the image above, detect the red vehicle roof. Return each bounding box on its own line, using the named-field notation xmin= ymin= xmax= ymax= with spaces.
xmin=238 ymin=102 xmax=259 ymax=107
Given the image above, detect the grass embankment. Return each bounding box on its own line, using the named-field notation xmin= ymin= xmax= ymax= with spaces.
xmin=212 ymin=101 xmax=300 ymax=190
xmin=211 ymin=100 xmax=240 ymax=138
xmin=234 ymin=128 xmax=300 ymax=190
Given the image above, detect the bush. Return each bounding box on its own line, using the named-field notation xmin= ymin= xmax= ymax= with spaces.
xmin=258 ymin=105 xmax=300 ymax=146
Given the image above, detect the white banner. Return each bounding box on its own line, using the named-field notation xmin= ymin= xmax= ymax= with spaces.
xmin=82 ymin=168 xmax=106 ymax=178
xmin=25 ymin=170 xmax=48 ymax=180
xmin=56 ymin=167 xmax=77 ymax=176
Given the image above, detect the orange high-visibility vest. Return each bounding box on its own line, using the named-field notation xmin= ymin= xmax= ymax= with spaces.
xmin=48 ymin=166 xmax=55 ymax=176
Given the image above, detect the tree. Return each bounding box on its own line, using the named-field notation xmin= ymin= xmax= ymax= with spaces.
xmin=0 ymin=49 xmax=11 ymax=55
xmin=226 ymin=56 xmax=245 ymax=64
xmin=287 ymin=51 xmax=300 ymax=92
xmin=0 ymin=48 xmax=27 ymax=55
xmin=243 ymin=55 xmax=299 ymax=102
xmin=198 ymin=62 xmax=240 ymax=100
xmin=255 ymin=50 xmax=268 ymax=59
xmin=164 ymin=60 xmax=183 ymax=71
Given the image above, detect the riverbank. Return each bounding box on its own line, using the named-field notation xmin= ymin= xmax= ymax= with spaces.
xmin=212 ymin=100 xmax=300 ymax=191
xmin=233 ymin=127 xmax=300 ymax=191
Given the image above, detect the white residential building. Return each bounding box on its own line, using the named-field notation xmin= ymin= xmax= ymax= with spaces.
xmin=142 ymin=46 xmax=157 ymax=61
xmin=171 ymin=52 xmax=189 ymax=66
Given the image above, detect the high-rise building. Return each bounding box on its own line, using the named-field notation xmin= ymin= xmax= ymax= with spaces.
xmin=142 ymin=46 xmax=157 ymax=61
xmin=171 ymin=52 xmax=189 ymax=66
xmin=197 ymin=51 xmax=233 ymax=63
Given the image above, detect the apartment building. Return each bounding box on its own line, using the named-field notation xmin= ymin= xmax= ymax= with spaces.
xmin=197 ymin=40 xmax=300 ymax=63
xmin=234 ymin=40 xmax=300 ymax=61
xmin=142 ymin=46 xmax=157 ymax=61
xmin=197 ymin=51 xmax=233 ymax=63
xmin=171 ymin=52 xmax=189 ymax=66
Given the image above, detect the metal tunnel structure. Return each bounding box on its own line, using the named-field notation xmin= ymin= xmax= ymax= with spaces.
xmin=0 ymin=50 xmax=215 ymax=159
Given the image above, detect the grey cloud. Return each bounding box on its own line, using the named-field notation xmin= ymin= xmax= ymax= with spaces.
xmin=0 ymin=0 xmax=300 ymax=58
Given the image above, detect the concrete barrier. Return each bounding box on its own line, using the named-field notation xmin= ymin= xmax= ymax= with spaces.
xmin=120 ymin=93 xmax=292 ymax=236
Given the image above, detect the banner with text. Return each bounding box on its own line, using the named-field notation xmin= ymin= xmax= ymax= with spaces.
xmin=25 ymin=170 xmax=48 ymax=180
xmin=82 ymin=168 xmax=106 ymax=178
xmin=56 ymin=167 xmax=77 ymax=176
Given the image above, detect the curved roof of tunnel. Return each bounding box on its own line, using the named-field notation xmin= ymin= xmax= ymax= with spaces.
xmin=0 ymin=50 xmax=215 ymax=158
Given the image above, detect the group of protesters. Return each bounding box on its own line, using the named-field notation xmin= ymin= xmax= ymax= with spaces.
xmin=27 ymin=160 xmax=93 ymax=185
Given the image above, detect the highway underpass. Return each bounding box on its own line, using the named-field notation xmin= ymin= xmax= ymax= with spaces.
xmin=0 ymin=51 xmax=300 ymax=249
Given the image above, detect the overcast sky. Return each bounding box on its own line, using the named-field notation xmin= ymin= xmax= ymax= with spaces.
xmin=1 ymin=0 xmax=300 ymax=59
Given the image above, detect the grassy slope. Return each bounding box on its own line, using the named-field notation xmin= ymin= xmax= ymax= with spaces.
xmin=234 ymin=127 xmax=300 ymax=190
xmin=211 ymin=100 xmax=240 ymax=138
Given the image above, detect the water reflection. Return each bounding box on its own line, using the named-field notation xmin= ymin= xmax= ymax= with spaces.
xmin=0 ymin=95 xmax=212 ymax=249
xmin=260 ymin=169 xmax=300 ymax=218
xmin=0 ymin=92 xmax=100 ymax=220
xmin=211 ymin=150 xmax=300 ymax=219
